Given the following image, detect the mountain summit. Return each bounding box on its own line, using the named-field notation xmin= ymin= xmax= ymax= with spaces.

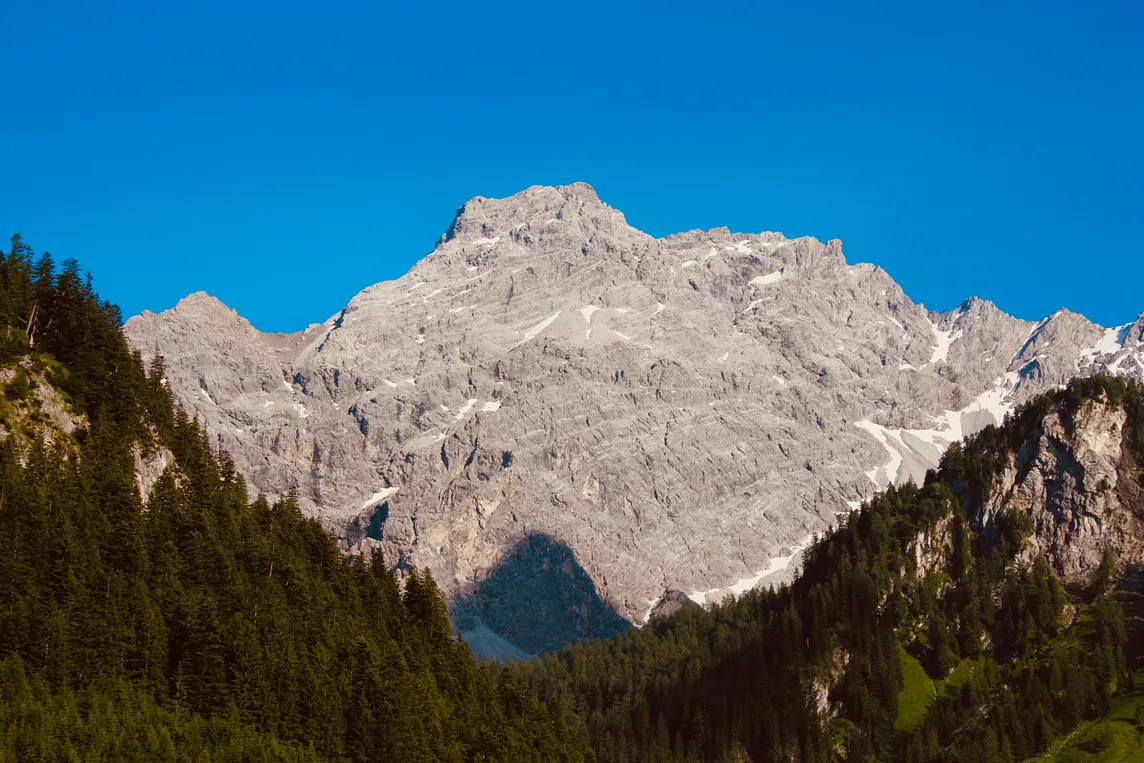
xmin=123 ymin=184 xmax=1144 ymax=655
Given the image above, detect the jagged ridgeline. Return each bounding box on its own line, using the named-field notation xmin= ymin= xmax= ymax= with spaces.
xmin=0 ymin=234 xmax=585 ymax=761
xmin=515 ymin=375 xmax=1143 ymax=762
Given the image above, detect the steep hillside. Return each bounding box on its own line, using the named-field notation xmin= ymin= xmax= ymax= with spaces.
xmin=514 ymin=375 xmax=1143 ymax=762
xmin=124 ymin=183 xmax=1144 ymax=654
xmin=0 ymin=236 xmax=585 ymax=761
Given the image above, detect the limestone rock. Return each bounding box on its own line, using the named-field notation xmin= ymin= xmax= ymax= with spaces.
xmin=123 ymin=183 xmax=1144 ymax=652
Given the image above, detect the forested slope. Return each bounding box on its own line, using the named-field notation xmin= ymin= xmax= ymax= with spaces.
xmin=516 ymin=376 xmax=1143 ymax=762
xmin=0 ymin=234 xmax=585 ymax=761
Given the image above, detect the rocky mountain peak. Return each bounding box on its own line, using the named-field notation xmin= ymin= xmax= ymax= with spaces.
xmin=123 ymin=183 xmax=1144 ymax=657
xmin=433 ymin=182 xmax=632 ymax=256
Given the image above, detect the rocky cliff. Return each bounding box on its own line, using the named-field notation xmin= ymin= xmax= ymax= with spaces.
xmin=971 ymin=394 xmax=1144 ymax=584
xmin=123 ymin=183 xmax=1144 ymax=654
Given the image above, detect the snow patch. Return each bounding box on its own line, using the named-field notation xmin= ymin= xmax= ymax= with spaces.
xmin=652 ymin=302 xmax=665 ymax=316
xmin=454 ymin=399 xmax=477 ymax=420
xmin=199 ymin=388 xmax=215 ymax=405
xmin=854 ymin=371 xmax=1022 ymax=488
xmin=687 ymin=536 xmax=813 ymax=606
xmin=771 ymin=375 xmax=786 ymax=386
xmin=929 ymin=322 xmax=962 ymax=364
xmin=1077 ymin=324 xmax=1129 ymax=365
xmin=513 ymin=311 xmax=562 ymax=348
xmin=361 ymin=487 xmax=399 ymax=512
xmin=749 ymin=268 xmax=784 ymax=287
xmin=854 ymin=420 xmax=904 ymax=487
xmin=681 ymin=260 xmax=698 ymax=269
xmin=481 ymin=401 xmax=501 ymax=412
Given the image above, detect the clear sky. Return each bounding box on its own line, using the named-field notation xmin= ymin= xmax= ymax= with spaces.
xmin=2 ymin=1 xmax=1141 ymax=333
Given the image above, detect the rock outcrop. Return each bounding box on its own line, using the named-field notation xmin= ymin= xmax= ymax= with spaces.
xmin=975 ymin=398 xmax=1144 ymax=584
xmin=123 ymin=183 xmax=1144 ymax=654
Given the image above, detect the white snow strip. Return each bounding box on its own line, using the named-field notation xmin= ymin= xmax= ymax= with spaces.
xmin=481 ymin=401 xmax=502 ymax=412
xmin=742 ymin=299 xmax=764 ymax=313
xmin=718 ymin=351 xmax=729 ymax=362
xmin=283 ymin=380 xmax=295 ymax=394
xmin=472 ymin=237 xmax=499 ymax=247
xmin=513 ymin=311 xmax=562 ymax=347
xmin=638 ymin=596 xmax=661 ymax=628
xmin=424 ymin=288 xmax=443 ymax=298
xmin=929 ymin=322 xmax=961 ymax=364
xmin=854 ymin=420 xmax=905 ymax=487
xmin=702 ymin=247 xmax=719 ymax=262
xmin=846 ymin=500 xmax=862 ymax=511
xmin=382 ymin=379 xmax=398 ymax=388
xmin=416 ymin=335 xmax=425 ymax=344
xmin=854 ymin=371 xmax=1022 ymax=488
xmin=408 ymin=282 xmax=426 ymax=291
xmin=771 ymin=375 xmax=786 ymax=386
xmin=199 ymin=388 xmax=215 ymax=405
xmin=749 ymin=268 xmax=784 ymax=287
xmin=454 ymin=399 xmax=477 ymax=420
xmin=439 ymin=404 xmax=449 ymax=412
xmin=733 ymin=241 xmax=752 ymax=254
xmin=361 ymin=487 xmax=399 ymax=512
xmin=652 ymin=302 xmax=665 ymax=316
xmin=681 ymin=260 xmax=698 ymax=269
xmin=687 ymin=535 xmax=813 ymax=606
xmin=404 ymin=378 xmax=416 ymax=386
xmin=292 ymin=402 xmax=309 ymax=419
xmin=578 ymin=305 xmax=601 ymax=323
xmin=1077 ymin=324 xmax=1129 ymax=366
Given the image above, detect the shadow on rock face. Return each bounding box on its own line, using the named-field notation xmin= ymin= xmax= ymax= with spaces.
xmin=452 ymin=533 xmax=630 ymax=657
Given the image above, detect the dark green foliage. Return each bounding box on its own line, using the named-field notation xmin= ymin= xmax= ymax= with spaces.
xmin=0 ymin=653 xmax=319 ymax=761
xmin=517 ymin=376 xmax=1142 ymax=762
xmin=0 ymin=236 xmax=585 ymax=762
xmin=4 ymin=368 xmax=31 ymax=401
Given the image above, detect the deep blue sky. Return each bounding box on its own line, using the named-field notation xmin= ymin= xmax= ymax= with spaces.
xmin=2 ymin=1 xmax=1141 ymax=333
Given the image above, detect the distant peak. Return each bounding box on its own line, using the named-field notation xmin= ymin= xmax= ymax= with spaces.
xmin=556 ymin=181 xmax=600 ymax=200
xmin=435 ymin=182 xmax=622 ymax=250
xmin=175 ymin=291 xmax=233 ymax=312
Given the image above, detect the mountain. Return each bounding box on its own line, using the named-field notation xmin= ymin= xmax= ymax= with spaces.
xmin=515 ymin=374 xmax=1144 ymax=761
xmin=123 ymin=183 xmax=1144 ymax=654
xmin=0 ymin=235 xmax=586 ymax=761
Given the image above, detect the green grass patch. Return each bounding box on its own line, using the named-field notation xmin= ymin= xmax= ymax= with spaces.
xmin=935 ymin=657 xmax=979 ymax=700
xmin=1031 ymin=669 xmax=1144 ymax=762
xmin=895 ymin=644 xmax=937 ymax=734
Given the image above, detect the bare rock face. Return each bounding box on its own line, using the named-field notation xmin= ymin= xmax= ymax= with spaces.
xmin=123 ymin=183 xmax=1144 ymax=654
xmin=977 ymin=399 xmax=1144 ymax=584
xmin=648 ymin=589 xmax=702 ymax=621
